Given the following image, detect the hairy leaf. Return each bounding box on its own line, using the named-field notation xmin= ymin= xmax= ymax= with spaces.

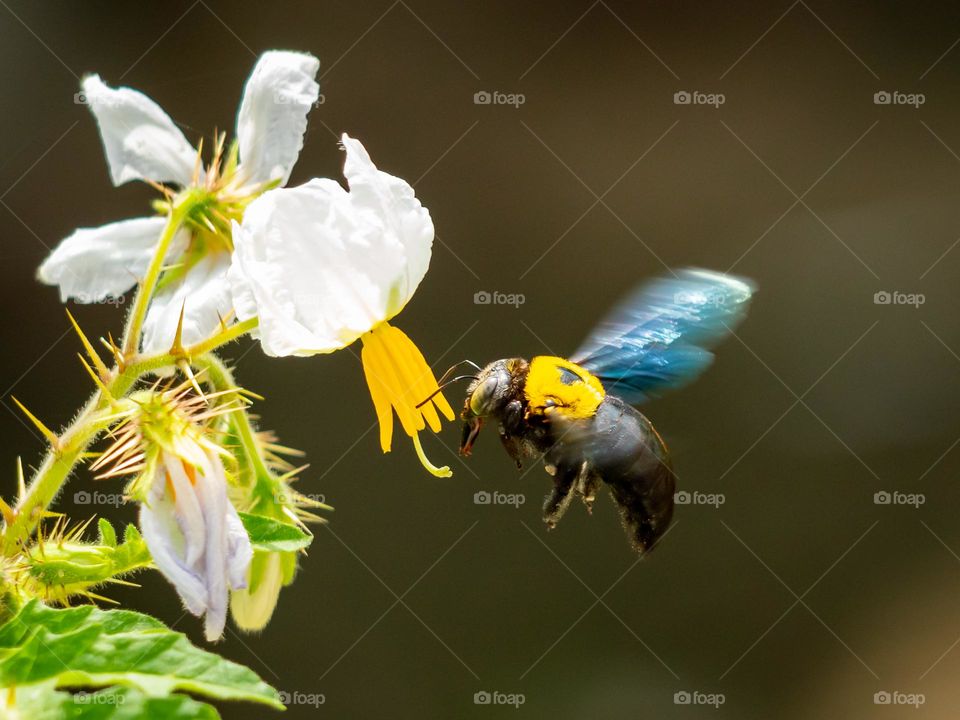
xmin=239 ymin=512 xmax=312 ymax=552
xmin=0 ymin=602 xmax=281 ymax=710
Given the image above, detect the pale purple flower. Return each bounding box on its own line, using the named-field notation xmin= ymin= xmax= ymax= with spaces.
xmin=139 ymin=448 xmax=252 ymax=641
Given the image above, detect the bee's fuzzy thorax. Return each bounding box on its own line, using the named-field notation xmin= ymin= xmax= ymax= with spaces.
xmin=523 ymin=356 xmax=605 ymax=419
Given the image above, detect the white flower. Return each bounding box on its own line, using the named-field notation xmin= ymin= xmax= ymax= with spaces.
xmin=139 ymin=448 xmax=252 ymax=642
xmin=38 ymin=50 xmax=321 ymax=353
xmin=228 ymin=134 xmax=433 ymax=357
xmin=228 ymin=134 xmax=455 ymax=477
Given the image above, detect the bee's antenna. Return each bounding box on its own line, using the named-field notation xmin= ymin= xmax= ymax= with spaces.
xmin=416 ymin=375 xmax=478 ymax=409
xmin=435 ymin=360 xmax=482 ymax=386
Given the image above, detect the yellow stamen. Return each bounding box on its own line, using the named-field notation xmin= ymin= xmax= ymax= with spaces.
xmin=412 ymin=432 xmax=452 ymax=478
xmin=360 ymin=322 xmax=454 ymax=477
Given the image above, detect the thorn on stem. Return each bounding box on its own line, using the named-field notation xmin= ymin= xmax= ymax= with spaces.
xmin=10 ymin=397 xmax=60 ymax=450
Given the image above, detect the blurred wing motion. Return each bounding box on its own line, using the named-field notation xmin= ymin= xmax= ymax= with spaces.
xmin=571 ymin=268 xmax=755 ymax=405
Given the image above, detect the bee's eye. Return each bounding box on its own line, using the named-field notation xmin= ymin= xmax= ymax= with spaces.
xmin=470 ymin=375 xmax=500 ymax=416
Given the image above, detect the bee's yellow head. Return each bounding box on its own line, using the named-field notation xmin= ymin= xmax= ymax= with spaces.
xmin=523 ymin=356 xmax=605 ymax=419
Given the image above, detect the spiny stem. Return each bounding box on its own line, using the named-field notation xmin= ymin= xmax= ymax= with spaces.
xmin=3 ymin=320 xmax=259 ymax=555
xmin=192 ymin=354 xmax=273 ymax=494
xmin=186 ymin=317 xmax=258 ymax=357
xmin=120 ymin=200 xmax=193 ymax=358
xmin=2 ymin=370 xmax=138 ymax=554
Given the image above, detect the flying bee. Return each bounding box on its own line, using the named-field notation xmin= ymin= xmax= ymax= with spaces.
xmin=439 ymin=269 xmax=754 ymax=553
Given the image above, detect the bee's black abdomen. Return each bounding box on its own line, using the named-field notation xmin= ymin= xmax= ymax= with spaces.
xmin=578 ymin=396 xmax=676 ymax=552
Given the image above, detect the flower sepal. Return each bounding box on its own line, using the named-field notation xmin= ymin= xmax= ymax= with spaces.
xmin=11 ymin=518 xmax=151 ymax=605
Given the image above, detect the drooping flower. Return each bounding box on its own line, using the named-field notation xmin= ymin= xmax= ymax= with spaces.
xmin=141 ymin=447 xmax=251 ymax=641
xmin=93 ymin=381 xmax=252 ymax=641
xmin=38 ymin=50 xmax=321 ymax=353
xmin=230 ymin=548 xmax=292 ymax=631
xmin=228 ymin=135 xmax=455 ymax=476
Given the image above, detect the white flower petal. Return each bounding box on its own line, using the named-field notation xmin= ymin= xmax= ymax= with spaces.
xmin=139 ymin=492 xmax=207 ymax=617
xmin=236 ymin=51 xmax=320 ymax=186
xmin=37 ymin=216 xmax=188 ymax=303
xmin=165 ymin=453 xmax=206 ymax=568
xmin=139 ymin=448 xmax=251 ymax=642
xmin=229 ymin=179 xmax=405 ymax=356
xmin=225 ymin=507 xmax=253 ymax=591
xmin=141 ymin=252 xmax=233 ymax=354
xmin=194 ymin=453 xmax=230 ymax=642
xmin=228 ymin=138 xmax=434 ymax=358
xmin=81 ymin=75 xmax=196 ymax=187
xmin=341 ymin=134 xmax=433 ymax=314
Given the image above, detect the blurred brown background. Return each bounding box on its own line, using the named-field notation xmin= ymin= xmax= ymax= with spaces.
xmin=2 ymin=1 xmax=960 ymax=717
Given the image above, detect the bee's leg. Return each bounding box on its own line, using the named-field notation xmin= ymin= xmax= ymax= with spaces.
xmin=577 ymin=471 xmax=602 ymax=514
xmin=542 ymin=461 xmax=584 ymax=529
xmin=499 ymin=399 xmax=527 ymax=470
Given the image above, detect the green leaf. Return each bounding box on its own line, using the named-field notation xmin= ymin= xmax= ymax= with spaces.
xmin=13 ymin=682 xmax=220 ymax=719
xmin=97 ymin=519 xmax=117 ymax=548
xmin=239 ymin=512 xmax=312 ymax=552
xmin=0 ymin=601 xmax=282 ymax=710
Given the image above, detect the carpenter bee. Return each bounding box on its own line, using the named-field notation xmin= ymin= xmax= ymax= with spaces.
xmin=452 ymin=269 xmax=754 ymax=553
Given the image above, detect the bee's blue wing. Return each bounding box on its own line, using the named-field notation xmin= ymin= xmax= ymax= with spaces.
xmin=571 ymin=269 xmax=755 ymax=405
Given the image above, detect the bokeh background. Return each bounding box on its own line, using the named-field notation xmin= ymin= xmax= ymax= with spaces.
xmin=2 ymin=1 xmax=960 ymax=717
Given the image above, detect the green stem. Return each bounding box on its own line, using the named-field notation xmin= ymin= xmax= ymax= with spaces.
xmin=187 ymin=317 xmax=258 ymax=357
xmin=3 ymin=370 xmax=137 ymax=554
xmin=120 ymin=200 xmax=193 ymax=358
xmin=193 ymin=354 xmax=273 ymax=499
